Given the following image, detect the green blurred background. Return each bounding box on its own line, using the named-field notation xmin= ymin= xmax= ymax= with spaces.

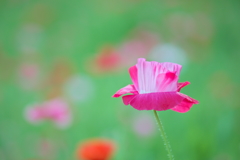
xmin=1 ymin=0 xmax=240 ymax=159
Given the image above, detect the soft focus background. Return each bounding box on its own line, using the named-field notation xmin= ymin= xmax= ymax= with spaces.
xmin=1 ymin=0 xmax=240 ymax=160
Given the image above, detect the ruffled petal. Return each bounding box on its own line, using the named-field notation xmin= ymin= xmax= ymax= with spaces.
xmin=122 ymin=95 xmax=137 ymax=105
xmin=171 ymin=92 xmax=199 ymax=113
xmin=156 ymin=72 xmax=178 ymax=92
xmin=177 ymin=81 xmax=190 ymax=92
xmin=160 ymin=62 xmax=182 ymax=76
xmin=134 ymin=58 xmax=181 ymax=93
xmin=129 ymin=66 xmax=139 ymax=91
xmin=136 ymin=58 xmax=157 ymax=93
xmin=124 ymin=92 xmax=185 ymax=111
xmin=112 ymin=85 xmax=138 ymax=98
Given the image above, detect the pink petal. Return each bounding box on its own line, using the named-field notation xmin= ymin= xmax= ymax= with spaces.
xmin=129 ymin=65 xmax=139 ymax=91
xmin=156 ymin=72 xmax=178 ymax=92
xmin=160 ymin=62 xmax=182 ymax=76
xmin=171 ymin=93 xmax=199 ymax=113
xmin=177 ymin=81 xmax=190 ymax=92
xmin=112 ymin=84 xmax=138 ymax=98
xmin=123 ymin=92 xmax=185 ymax=111
xmin=136 ymin=58 xmax=160 ymax=93
xmin=122 ymin=94 xmax=137 ymax=105
xmin=177 ymin=92 xmax=199 ymax=104
xmin=134 ymin=58 xmax=181 ymax=93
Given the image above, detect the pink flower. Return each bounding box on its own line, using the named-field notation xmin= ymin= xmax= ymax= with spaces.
xmin=25 ymin=98 xmax=72 ymax=128
xmin=112 ymin=58 xmax=198 ymax=113
xmin=43 ymin=99 xmax=72 ymax=128
xmin=25 ymin=104 xmax=45 ymax=123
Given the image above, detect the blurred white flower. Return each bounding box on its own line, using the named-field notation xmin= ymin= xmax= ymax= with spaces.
xmin=149 ymin=43 xmax=188 ymax=66
xmin=63 ymin=75 xmax=95 ymax=103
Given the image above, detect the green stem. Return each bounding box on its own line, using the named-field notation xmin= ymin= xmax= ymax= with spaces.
xmin=153 ymin=110 xmax=174 ymax=160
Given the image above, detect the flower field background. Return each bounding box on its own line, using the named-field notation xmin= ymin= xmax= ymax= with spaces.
xmin=0 ymin=0 xmax=240 ymax=159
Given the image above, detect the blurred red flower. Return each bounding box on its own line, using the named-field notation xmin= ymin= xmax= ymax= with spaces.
xmin=76 ymin=139 xmax=116 ymax=160
xmin=89 ymin=46 xmax=121 ymax=74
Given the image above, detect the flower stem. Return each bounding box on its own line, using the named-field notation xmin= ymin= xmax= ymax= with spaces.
xmin=153 ymin=110 xmax=174 ymax=160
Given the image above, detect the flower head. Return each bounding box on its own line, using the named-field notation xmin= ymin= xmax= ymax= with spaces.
xmin=113 ymin=58 xmax=198 ymax=112
xmin=76 ymin=139 xmax=116 ymax=160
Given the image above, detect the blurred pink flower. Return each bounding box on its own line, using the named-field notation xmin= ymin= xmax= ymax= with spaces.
xmin=118 ymin=31 xmax=158 ymax=67
xmin=119 ymin=40 xmax=150 ymax=59
xmin=132 ymin=114 xmax=155 ymax=137
xmin=37 ymin=138 xmax=56 ymax=159
xmin=21 ymin=64 xmax=39 ymax=79
xmin=88 ymin=30 xmax=158 ymax=73
xmin=25 ymin=104 xmax=45 ymax=123
xmin=25 ymin=98 xmax=72 ymax=128
xmin=43 ymin=99 xmax=72 ymax=128
xmin=113 ymin=58 xmax=198 ymax=113
xmin=19 ymin=63 xmax=40 ymax=90
xmin=89 ymin=46 xmax=121 ymax=74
